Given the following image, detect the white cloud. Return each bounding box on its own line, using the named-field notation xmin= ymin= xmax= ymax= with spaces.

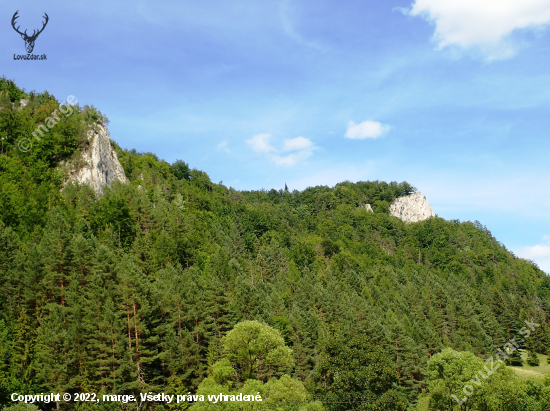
xmin=543 ymin=235 xmax=550 ymax=241
xmin=247 ymin=134 xmax=316 ymax=166
xmin=246 ymin=133 xmax=276 ymax=153
xmin=216 ymin=140 xmax=230 ymax=153
xmin=272 ymin=150 xmax=314 ymax=167
xmin=282 ymin=136 xmax=313 ymax=151
xmin=519 ymin=245 xmax=550 ymax=259
xmin=516 ymin=244 xmax=550 ymax=273
xmin=408 ymin=0 xmax=550 ymax=58
xmin=280 ymin=0 xmax=325 ymax=51
xmin=345 ymin=120 xmax=390 ymax=139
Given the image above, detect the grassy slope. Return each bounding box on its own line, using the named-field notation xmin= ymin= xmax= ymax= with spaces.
xmin=510 ymin=351 xmax=550 ymax=377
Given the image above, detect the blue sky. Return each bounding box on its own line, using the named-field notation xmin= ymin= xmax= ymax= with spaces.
xmin=2 ymin=0 xmax=550 ymax=272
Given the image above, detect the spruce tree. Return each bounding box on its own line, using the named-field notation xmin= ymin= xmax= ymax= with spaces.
xmin=152 ymin=265 xmax=203 ymax=390
xmin=383 ymin=310 xmax=425 ymax=399
xmin=33 ymin=305 xmax=72 ymax=397
xmin=9 ymin=308 xmax=35 ymax=391
xmin=527 ymin=350 xmax=540 ymax=366
xmin=115 ymin=256 xmax=155 ymax=392
xmin=39 ymin=209 xmax=73 ymax=308
xmin=508 ymin=348 xmax=523 ymax=366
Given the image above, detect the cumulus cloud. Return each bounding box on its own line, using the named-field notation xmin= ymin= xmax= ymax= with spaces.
xmin=345 ymin=120 xmax=390 ymax=139
xmin=516 ymin=244 xmax=550 ymax=273
xmin=246 ymin=133 xmax=276 ymax=153
xmin=247 ymin=134 xmax=316 ymax=166
xmin=408 ymin=0 xmax=550 ymax=58
xmin=282 ymin=136 xmax=313 ymax=151
xmin=272 ymin=150 xmax=313 ymax=166
xmin=520 ymin=245 xmax=550 ymax=259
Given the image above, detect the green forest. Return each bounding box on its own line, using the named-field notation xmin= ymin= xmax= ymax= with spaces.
xmin=2 ymin=77 xmax=550 ymax=411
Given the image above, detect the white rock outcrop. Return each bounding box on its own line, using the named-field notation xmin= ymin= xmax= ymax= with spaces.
xmin=65 ymin=124 xmax=127 ymax=195
xmin=361 ymin=204 xmax=373 ymax=212
xmin=389 ymin=192 xmax=435 ymax=223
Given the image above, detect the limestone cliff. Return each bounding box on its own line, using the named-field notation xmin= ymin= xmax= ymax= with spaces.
xmin=389 ymin=192 xmax=435 ymax=223
xmin=64 ymin=124 xmax=127 ymax=195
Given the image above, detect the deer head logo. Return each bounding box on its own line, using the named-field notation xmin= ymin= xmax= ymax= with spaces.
xmin=12 ymin=11 xmax=49 ymax=53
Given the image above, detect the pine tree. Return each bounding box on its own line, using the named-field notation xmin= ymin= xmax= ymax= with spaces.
xmin=0 ymin=224 xmax=22 ymax=319
xmin=527 ymin=350 xmax=540 ymax=366
xmin=20 ymin=244 xmax=45 ymax=326
xmin=116 ymin=256 xmax=155 ymax=392
xmin=508 ymin=348 xmax=523 ymax=366
xmin=39 ymin=209 xmax=73 ymax=308
xmin=206 ymin=276 xmax=236 ymax=339
xmin=490 ymin=288 xmax=517 ymax=342
xmin=94 ymin=297 xmax=125 ymax=392
xmin=152 ymin=265 xmax=203 ymax=390
xmin=10 ymin=308 xmax=35 ymax=390
xmin=131 ymin=228 xmax=155 ymax=276
xmin=33 ymin=305 xmax=72 ymax=397
xmin=383 ymin=310 xmax=425 ymax=399
xmin=182 ymin=276 xmax=215 ymax=383
xmin=289 ymin=308 xmax=316 ymax=381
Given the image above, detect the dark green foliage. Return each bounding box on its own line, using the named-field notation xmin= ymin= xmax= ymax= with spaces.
xmin=311 ymin=332 xmax=408 ymax=411
xmin=0 ymin=77 xmax=28 ymax=103
xmin=321 ymin=238 xmax=340 ymax=257
xmin=92 ymin=194 xmax=136 ymax=249
xmin=81 ymin=104 xmax=109 ymax=126
xmin=372 ymin=200 xmax=389 ymax=214
xmin=508 ymin=348 xmax=523 ymax=366
xmin=527 ymin=350 xmax=540 ymax=366
xmin=170 ymin=159 xmax=191 ymax=181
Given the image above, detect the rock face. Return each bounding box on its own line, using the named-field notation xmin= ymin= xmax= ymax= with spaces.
xmin=389 ymin=192 xmax=435 ymax=223
xmin=65 ymin=124 xmax=127 ymax=195
xmin=361 ymin=204 xmax=373 ymax=212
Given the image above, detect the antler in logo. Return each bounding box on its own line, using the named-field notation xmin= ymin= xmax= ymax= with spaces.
xmin=12 ymin=11 xmax=49 ymax=53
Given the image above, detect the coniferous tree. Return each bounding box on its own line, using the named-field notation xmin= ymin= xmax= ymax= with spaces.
xmin=34 ymin=305 xmax=72 ymax=397
xmin=9 ymin=308 xmax=35 ymax=392
xmin=115 ymin=256 xmax=155 ymax=391
xmin=39 ymin=209 xmax=73 ymax=308
xmin=527 ymin=350 xmax=540 ymax=366
xmin=507 ymin=348 xmax=523 ymax=366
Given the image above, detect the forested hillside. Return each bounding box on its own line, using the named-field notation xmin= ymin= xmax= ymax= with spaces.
xmin=2 ymin=78 xmax=550 ymax=410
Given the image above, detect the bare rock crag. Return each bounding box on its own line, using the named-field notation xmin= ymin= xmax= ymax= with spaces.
xmin=65 ymin=124 xmax=127 ymax=195
xmin=389 ymin=192 xmax=435 ymax=223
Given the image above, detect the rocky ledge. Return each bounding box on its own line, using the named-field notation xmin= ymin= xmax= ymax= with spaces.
xmin=64 ymin=124 xmax=127 ymax=195
xmin=389 ymin=192 xmax=435 ymax=223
